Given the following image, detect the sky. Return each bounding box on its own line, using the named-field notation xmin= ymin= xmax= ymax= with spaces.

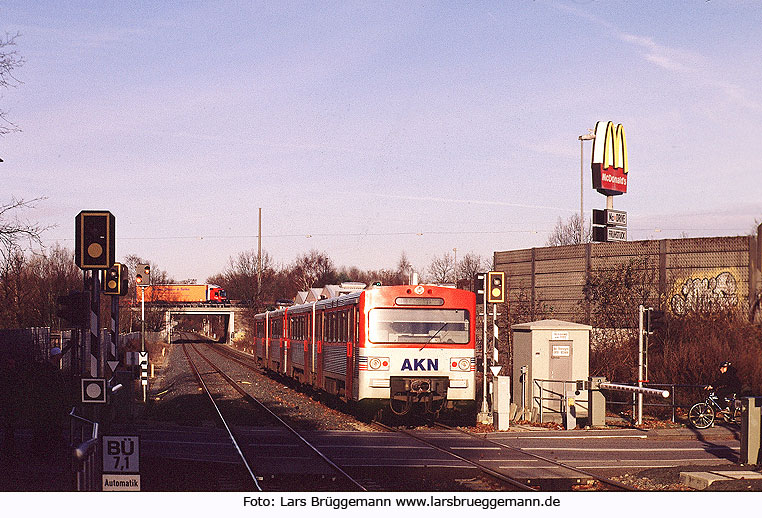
xmin=2 ymin=1 xmax=761 ymax=282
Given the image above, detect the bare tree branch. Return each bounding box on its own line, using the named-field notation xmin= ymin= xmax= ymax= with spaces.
xmin=0 ymin=197 xmax=51 ymax=262
xmin=546 ymin=213 xmax=590 ymax=246
xmin=0 ymin=32 xmax=24 ymax=135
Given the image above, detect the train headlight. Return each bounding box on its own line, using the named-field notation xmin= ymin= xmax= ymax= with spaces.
xmin=451 ymin=357 xmax=472 ymax=372
xmin=368 ymin=357 xmax=389 ymax=371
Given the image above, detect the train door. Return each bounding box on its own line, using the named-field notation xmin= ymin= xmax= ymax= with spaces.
xmin=344 ymin=309 xmax=353 ymax=401
xmin=305 ymin=313 xmax=312 ymax=380
xmin=316 ymin=309 xmax=324 ymax=390
xmin=282 ymin=311 xmax=289 ymax=375
xmin=265 ymin=312 xmax=270 ymax=366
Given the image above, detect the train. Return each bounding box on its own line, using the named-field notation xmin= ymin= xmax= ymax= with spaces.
xmin=137 ymin=284 xmax=229 ymax=304
xmin=252 ymin=284 xmax=476 ymax=415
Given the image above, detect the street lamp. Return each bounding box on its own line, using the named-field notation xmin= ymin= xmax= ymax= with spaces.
xmin=578 ymin=131 xmax=596 ymax=243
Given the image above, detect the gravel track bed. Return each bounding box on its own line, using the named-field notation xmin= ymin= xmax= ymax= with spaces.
xmin=144 ymin=341 xmax=377 ymax=431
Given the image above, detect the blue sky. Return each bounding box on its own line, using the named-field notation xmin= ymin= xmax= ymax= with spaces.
xmin=2 ymin=1 xmax=761 ymax=282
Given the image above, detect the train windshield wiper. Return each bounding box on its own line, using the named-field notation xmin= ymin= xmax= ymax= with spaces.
xmin=419 ymin=322 xmax=448 ymax=351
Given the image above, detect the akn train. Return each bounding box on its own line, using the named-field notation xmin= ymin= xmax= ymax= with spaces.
xmin=252 ymin=284 xmax=476 ymax=414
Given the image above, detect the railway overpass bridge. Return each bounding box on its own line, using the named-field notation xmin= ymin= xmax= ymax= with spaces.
xmin=141 ymin=304 xmax=249 ymax=344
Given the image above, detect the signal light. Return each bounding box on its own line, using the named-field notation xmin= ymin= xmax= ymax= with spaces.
xmin=119 ymin=265 xmax=129 ymax=296
xmin=486 ymin=271 xmax=505 ymax=303
xmin=473 ymin=272 xmax=486 ymax=304
xmin=102 ymin=262 xmax=127 ymax=296
xmin=645 ymin=308 xmax=666 ymax=334
xmin=75 ymin=211 xmax=115 ymax=269
xmin=136 ymin=263 xmax=151 ymax=286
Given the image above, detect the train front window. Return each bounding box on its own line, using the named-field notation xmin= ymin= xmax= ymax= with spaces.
xmin=368 ymin=308 xmax=470 ymax=344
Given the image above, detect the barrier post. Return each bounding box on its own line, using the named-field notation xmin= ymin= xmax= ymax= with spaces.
xmin=741 ymin=397 xmax=762 ymax=465
xmin=565 ymin=390 xmax=577 ymax=429
xmin=587 ymin=377 xmax=606 ymax=427
xmin=493 ymin=375 xmax=511 ymax=431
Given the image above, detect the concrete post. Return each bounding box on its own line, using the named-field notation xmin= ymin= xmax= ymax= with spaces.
xmin=565 ymin=390 xmax=577 ymax=430
xmin=493 ymin=376 xmax=511 ymax=431
xmin=587 ymin=376 xmax=607 ymax=427
xmin=741 ymin=397 xmax=762 ymax=465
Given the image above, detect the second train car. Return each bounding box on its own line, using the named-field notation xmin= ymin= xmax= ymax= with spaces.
xmin=252 ymin=284 xmax=476 ymax=414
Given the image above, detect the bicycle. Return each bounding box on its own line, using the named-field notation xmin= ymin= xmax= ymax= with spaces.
xmin=688 ymin=392 xmax=741 ymax=429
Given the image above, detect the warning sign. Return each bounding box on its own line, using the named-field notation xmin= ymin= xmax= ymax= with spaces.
xmin=103 ymin=435 xmax=140 ymax=473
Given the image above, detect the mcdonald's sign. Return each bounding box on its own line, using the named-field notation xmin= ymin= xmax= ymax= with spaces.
xmin=591 ymin=121 xmax=628 ymax=196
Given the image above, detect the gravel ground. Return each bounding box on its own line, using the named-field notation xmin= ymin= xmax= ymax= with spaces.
xmin=143 ymin=340 xmax=378 ymax=431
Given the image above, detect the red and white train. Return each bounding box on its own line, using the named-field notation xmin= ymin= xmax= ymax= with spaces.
xmin=252 ymin=284 xmax=476 ymax=414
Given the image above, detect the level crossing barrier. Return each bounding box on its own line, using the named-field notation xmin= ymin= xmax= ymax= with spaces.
xmin=70 ymin=408 xmax=100 ymax=491
xmin=601 ymin=383 xmax=705 ymax=422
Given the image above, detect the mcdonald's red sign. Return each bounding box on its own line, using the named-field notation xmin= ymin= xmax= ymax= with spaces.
xmin=591 ymin=121 xmax=628 ymax=196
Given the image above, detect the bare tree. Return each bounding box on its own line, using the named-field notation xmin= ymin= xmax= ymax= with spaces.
xmin=457 ymin=252 xmax=490 ymax=283
xmin=546 ymin=213 xmax=590 ymax=246
xmin=427 ymin=253 xmax=455 ymax=284
xmin=0 ymin=32 xmax=23 ymax=136
xmin=207 ymin=249 xmax=275 ymax=309
xmin=396 ymin=252 xmax=414 ymax=283
xmin=290 ymin=249 xmax=336 ymax=292
xmin=0 ymin=197 xmax=48 ymax=262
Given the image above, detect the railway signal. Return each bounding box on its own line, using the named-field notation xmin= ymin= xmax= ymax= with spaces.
xmin=75 ymin=211 xmax=115 ymax=269
xmin=135 ymin=264 xmax=151 ymax=286
xmin=119 ymin=265 xmax=129 ymax=296
xmin=645 ymin=308 xmax=666 ymax=333
xmin=102 ymin=262 xmax=126 ymax=296
xmin=486 ymin=271 xmax=505 ymax=304
xmin=473 ymin=272 xmax=485 ymax=304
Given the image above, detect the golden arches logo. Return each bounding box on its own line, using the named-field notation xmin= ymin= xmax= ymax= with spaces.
xmin=591 ymin=121 xmax=628 ymax=195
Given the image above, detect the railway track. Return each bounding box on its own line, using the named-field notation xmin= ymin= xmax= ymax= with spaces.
xmin=189 ymin=338 xmax=634 ymax=491
xmin=181 ymin=342 xmax=368 ymax=491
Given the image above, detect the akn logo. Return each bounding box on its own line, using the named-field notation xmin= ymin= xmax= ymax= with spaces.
xmin=401 ymin=359 xmax=439 ymax=371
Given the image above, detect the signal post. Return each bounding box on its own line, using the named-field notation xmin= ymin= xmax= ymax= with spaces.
xmin=135 ymin=264 xmax=151 ymax=402
xmin=475 ymin=271 xmax=505 ymax=424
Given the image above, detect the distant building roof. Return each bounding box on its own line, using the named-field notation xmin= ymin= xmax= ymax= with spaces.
xmin=294 ymin=291 xmax=308 ymax=304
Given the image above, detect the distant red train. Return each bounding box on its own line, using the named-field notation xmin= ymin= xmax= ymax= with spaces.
xmin=252 ymin=284 xmax=476 ymax=415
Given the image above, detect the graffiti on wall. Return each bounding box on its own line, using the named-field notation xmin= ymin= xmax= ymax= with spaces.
xmin=670 ymin=270 xmax=740 ymax=315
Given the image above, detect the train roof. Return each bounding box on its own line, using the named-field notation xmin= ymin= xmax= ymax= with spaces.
xmin=254 ymin=284 xmax=472 ymax=319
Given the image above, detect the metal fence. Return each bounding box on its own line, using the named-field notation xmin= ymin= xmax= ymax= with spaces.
xmin=533 ymin=378 xmax=588 ymax=423
xmin=69 ymin=408 xmax=100 ymax=491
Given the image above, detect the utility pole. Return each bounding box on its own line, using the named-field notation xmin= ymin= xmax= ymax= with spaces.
xmin=258 ymin=208 xmax=262 ymax=302
xmin=637 ymin=304 xmax=644 ymax=425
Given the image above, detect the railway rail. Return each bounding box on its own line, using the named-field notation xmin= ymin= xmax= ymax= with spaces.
xmin=194 ymin=337 xmax=633 ymax=491
xmin=181 ymin=341 xmax=368 ymax=491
